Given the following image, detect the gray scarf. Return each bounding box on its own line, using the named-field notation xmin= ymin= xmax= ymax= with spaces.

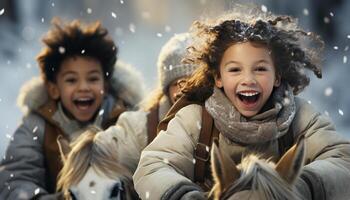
xmin=205 ymin=84 xmax=295 ymax=144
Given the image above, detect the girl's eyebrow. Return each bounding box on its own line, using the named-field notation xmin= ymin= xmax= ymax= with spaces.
xmin=224 ymin=60 xmax=241 ymax=67
xmin=88 ymin=70 xmax=102 ymax=75
xmin=254 ymin=59 xmax=271 ymax=65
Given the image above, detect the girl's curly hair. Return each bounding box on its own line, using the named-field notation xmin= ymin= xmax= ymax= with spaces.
xmin=183 ymin=5 xmax=324 ymax=102
xmin=37 ymin=18 xmax=117 ymax=83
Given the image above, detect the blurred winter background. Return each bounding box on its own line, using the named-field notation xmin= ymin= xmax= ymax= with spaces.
xmin=0 ymin=0 xmax=349 ymax=157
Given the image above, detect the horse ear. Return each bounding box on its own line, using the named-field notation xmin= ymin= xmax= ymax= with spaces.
xmin=57 ymin=135 xmax=71 ymax=163
xmin=210 ymin=142 xmax=240 ymax=194
xmin=275 ymin=135 xmax=306 ymax=184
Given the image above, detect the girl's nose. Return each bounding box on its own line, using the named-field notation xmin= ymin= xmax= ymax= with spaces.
xmin=241 ymin=73 xmax=257 ymax=86
xmin=78 ymin=81 xmax=90 ymax=91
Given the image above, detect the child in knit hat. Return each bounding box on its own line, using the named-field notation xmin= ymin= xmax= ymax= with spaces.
xmin=133 ymin=5 xmax=350 ymax=200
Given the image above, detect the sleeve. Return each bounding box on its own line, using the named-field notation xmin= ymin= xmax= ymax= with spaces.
xmin=0 ymin=113 xmax=49 ymax=200
xmin=133 ymin=104 xmax=203 ymax=200
xmin=105 ymin=111 xmax=149 ymax=173
xmin=293 ymin=98 xmax=350 ymax=200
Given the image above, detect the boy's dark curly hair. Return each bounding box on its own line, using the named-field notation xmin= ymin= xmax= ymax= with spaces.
xmin=37 ymin=18 xmax=117 ymax=83
xmin=183 ymin=5 xmax=324 ymax=102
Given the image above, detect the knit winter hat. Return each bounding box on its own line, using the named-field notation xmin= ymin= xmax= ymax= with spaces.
xmin=157 ymin=33 xmax=197 ymax=92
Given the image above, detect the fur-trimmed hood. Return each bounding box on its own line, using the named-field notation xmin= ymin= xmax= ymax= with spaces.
xmin=17 ymin=60 xmax=145 ymax=113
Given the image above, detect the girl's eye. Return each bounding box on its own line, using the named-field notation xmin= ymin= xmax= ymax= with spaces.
xmin=256 ymin=66 xmax=268 ymax=71
xmin=228 ymin=67 xmax=240 ymax=72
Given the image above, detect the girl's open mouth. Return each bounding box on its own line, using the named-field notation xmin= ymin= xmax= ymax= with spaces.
xmin=237 ymin=91 xmax=260 ymax=105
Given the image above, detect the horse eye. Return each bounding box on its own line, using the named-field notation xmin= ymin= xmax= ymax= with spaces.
xmin=69 ymin=189 xmax=78 ymax=200
xmin=110 ymin=183 xmax=122 ymax=198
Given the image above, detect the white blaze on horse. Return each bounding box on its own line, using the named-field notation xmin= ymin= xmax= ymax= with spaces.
xmin=210 ymin=136 xmax=306 ymax=200
xmin=56 ymin=126 xmax=138 ymax=200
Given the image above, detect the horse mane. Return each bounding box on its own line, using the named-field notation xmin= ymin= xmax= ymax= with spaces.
xmin=56 ymin=126 xmax=132 ymax=199
xmin=221 ymin=154 xmax=302 ymax=200
xmin=210 ymin=136 xmax=306 ymax=200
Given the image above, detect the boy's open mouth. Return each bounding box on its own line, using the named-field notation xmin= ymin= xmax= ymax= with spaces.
xmin=73 ymin=98 xmax=95 ymax=109
xmin=237 ymin=91 xmax=260 ymax=105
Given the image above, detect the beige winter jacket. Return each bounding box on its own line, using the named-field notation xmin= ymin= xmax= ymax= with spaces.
xmin=105 ymin=95 xmax=172 ymax=173
xmin=133 ymin=97 xmax=350 ymax=200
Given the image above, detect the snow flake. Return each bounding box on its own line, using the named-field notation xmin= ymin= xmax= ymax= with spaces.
xmin=163 ymin=158 xmax=169 ymax=164
xmin=323 ymin=17 xmax=330 ymax=24
xmin=0 ymin=8 xmax=5 ymax=16
xmin=333 ymin=46 xmax=338 ymax=50
xmin=338 ymin=109 xmax=344 ymax=116
xmin=261 ymin=5 xmax=268 ymax=13
xmin=41 ymin=18 xmax=44 ymax=23
xmin=111 ymin=12 xmax=117 ymax=19
xmin=34 ymin=188 xmax=40 ymax=195
xmin=87 ymin=8 xmax=92 ymax=14
xmin=9 ymin=155 xmax=13 ymax=160
xmin=192 ymin=158 xmax=196 ymax=164
xmin=33 ymin=126 xmax=38 ymax=133
xmin=0 ymin=98 xmax=2 ymax=102
xmin=26 ymin=63 xmax=32 ymax=69
xmin=81 ymin=49 xmax=85 ymax=54
xmin=145 ymin=191 xmax=150 ymax=199
xmin=345 ymin=46 xmax=349 ymax=51
xmin=7 ymin=186 xmax=10 ymax=190
xmin=343 ymin=56 xmax=347 ymax=64
xmin=141 ymin=11 xmax=150 ymax=19
xmin=283 ymin=97 xmax=290 ymax=105
xmin=10 ymin=174 xmax=14 ymax=178
xmin=330 ymin=12 xmax=334 ymax=17
xmin=307 ymin=100 xmax=312 ymax=104
xmin=90 ymin=190 xmax=96 ymax=194
xmin=100 ymin=90 xmax=104 ymax=95
xmin=303 ymin=8 xmax=309 ymax=16
xmin=347 ymin=35 xmax=350 ymax=39
xmin=129 ymin=23 xmax=136 ymax=33
xmin=120 ymin=0 xmax=124 ymax=4
xmin=33 ymin=136 xmax=38 ymax=141
xmin=51 ymin=3 xmax=55 ymax=7
xmin=169 ymin=65 xmax=173 ymax=70
xmin=156 ymin=33 xmax=162 ymax=37
xmin=58 ymin=46 xmax=65 ymax=54
xmin=206 ymin=146 xmax=210 ymax=152
xmin=324 ymin=110 xmax=329 ymax=116
xmin=165 ymin=25 xmax=171 ymax=32
xmin=324 ymin=87 xmax=333 ymax=96
xmin=98 ymin=109 xmax=105 ymax=116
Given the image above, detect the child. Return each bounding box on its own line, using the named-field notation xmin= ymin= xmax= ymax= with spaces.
xmin=0 ymin=19 xmax=143 ymax=200
xmin=133 ymin=5 xmax=350 ymax=200
xmin=101 ymin=33 xmax=197 ymax=177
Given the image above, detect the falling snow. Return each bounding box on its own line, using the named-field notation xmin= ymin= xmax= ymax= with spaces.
xmin=339 ymin=109 xmax=344 ymax=116
xmin=33 ymin=136 xmax=38 ymax=141
xmin=156 ymin=33 xmax=162 ymax=37
xmin=111 ymin=12 xmax=117 ymax=19
xmin=98 ymin=109 xmax=105 ymax=116
xmin=87 ymin=8 xmax=92 ymax=14
xmin=345 ymin=46 xmax=349 ymax=51
xmin=324 ymin=111 xmax=329 ymax=116
xmin=303 ymin=8 xmax=309 ymax=16
xmin=0 ymin=8 xmax=5 ymax=16
xmin=165 ymin=25 xmax=171 ymax=32
xmin=81 ymin=49 xmax=85 ymax=54
xmin=58 ymin=46 xmax=65 ymax=54
xmin=192 ymin=158 xmax=196 ymax=164
xmin=120 ymin=0 xmax=124 ymax=4
xmin=330 ymin=12 xmax=334 ymax=17
xmin=129 ymin=24 xmax=136 ymax=33
xmin=33 ymin=126 xmax=38 ymax=133
xmin=41 ymin=18 xmax=44 ymax=23
xmin=261 ymin=5 xmax=268 ymax=13
xmin=334 ymin=46 xmax=338 ymax=50
xmin=324 ymin=87 xmax=333 ymax=96
xmin=324 ymin=17 xmax=330 ymax=24
xmin=51 ymin=3 xmax=55 ymax=7
xmin=34 ymin=188 xmax=40 ymax=195
xmin=307 ymin=100 xmax=312 ymax=104
xmin=343 ymin=56 xmax=347 ymax=64
xmin=196 ymin=121 xmax=201 ymax=130
xmin=90 ymin=190 xmax=96 ymax=194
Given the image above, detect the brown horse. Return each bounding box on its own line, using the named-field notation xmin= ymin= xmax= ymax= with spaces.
xmin=56 ymin=126 xmax=139 ymax=200
xmin=210 ymin=136 xmax=306 ymax=200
